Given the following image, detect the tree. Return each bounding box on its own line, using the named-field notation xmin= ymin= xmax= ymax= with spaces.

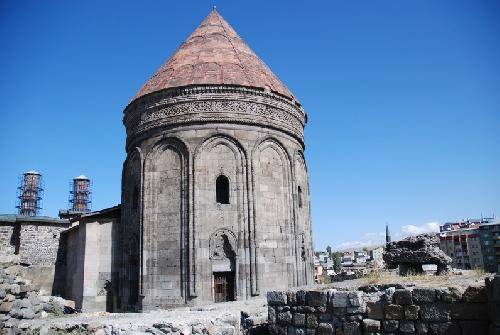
xmin=333 ymin=251 xmax=342 ymax=272
xmin=326 ymin=245 xmax=332 ymax=257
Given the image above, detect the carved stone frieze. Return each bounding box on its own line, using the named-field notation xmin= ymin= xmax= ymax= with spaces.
xmin=124 ymin=86 xmax=307 ymax=145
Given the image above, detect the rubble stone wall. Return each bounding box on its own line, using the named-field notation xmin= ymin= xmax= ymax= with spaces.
xmin=267 ymin=277 xmax=500 ymax=335
xmin=0 ymin=221 xmax=70 ymax=295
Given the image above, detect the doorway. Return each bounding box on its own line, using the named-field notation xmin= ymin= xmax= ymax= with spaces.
xmin=213 ymin=272 xmax=235 ymax=302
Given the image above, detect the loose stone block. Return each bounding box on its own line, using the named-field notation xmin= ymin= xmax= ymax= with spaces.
xmin=268 ymin=291 xmax=288 ymax=306
xmin=383 ymin=320 xmax=398 ymax=332
xmin=384 ymin=304 xmax=404 ymax=320
xmin=293 ymin=313 xmax=306 ymax=326
xmin=269 ymin=307 xmax=277 ymax=323
xmin=404 ymin=304 xmax=420 ymax=320
xmin=412 ymin=288 xmax=435 ymax=303
xmin=399 ymin=321 xmax=415 ymax=333
xmin=393 ymin=289 xmax=412 ymax=305
xmin=366 ymin=301 xmax=384 ymax=320
xmin=0 ymin=302 xmax=13 ymax=313
xmin=305 ymin=314 xmax=318 ymax=329
xmin=362 ymin=319 xmax=380 ymax=332
xmin=296 ymin=291 xmax=307 ymax=305
xmin=316 ymin=323 xmax=334 ymax=335
xmin=287 ymin=292 xmax=297 ymax=306
xmin=419 ymin=304 xmax=450 ymax=322
xmin=306 ymin=292 xmax=324 ymax=308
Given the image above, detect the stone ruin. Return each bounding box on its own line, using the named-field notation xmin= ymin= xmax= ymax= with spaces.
xmin=383 ymin=233 xmax=452 ymax=275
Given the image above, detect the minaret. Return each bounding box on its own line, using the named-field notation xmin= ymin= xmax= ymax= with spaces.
xmin=386 ymin=224 xmax=391 ymax=244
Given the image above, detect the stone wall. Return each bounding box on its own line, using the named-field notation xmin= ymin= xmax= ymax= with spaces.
xmin=267 ymin=277 xmax=500 ymax=335
xmin=0 ymin=219 xmax=70 ymax=295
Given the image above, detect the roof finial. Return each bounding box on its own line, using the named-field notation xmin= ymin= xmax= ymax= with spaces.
xmin=213 ymin=5 xmax=217 ymax=11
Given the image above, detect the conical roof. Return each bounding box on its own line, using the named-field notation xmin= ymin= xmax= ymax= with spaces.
xmin=134 ymin=9 xmax=295 ymax=101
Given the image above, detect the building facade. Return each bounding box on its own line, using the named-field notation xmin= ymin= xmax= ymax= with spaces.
xmin=120 ymin=9 xmax=314 ymax=310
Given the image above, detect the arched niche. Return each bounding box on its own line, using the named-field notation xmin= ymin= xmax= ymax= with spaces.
xmin=252 ymin=138 xmax=294 ymax=288
xmin=192 ymin=134 xmax=247 ymax=301
xmin=142 ymin=137 xmax=189 ymax=305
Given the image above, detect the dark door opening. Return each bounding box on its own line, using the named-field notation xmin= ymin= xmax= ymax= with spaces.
xmin=213 ymin=272 xmax=235 ymax=302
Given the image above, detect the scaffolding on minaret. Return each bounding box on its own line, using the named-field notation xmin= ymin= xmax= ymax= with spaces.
xmin=68 ymin=175 xmax=92 ymax=212
xmin=16 ymin=170 xmax=44 ymax=217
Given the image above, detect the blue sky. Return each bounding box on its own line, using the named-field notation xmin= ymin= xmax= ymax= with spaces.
xmin=1 ymin=1 xmax=499 ymax=250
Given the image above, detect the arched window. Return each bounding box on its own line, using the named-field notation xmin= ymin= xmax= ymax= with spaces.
xmin=216 ymin=175 xmax=230 ymax=204
xmin=298 ymin=186 xmax=303 ymax=208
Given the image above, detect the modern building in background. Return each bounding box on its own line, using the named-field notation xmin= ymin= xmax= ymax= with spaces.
xmin=439 ymin=217 xmax=499 ymax=273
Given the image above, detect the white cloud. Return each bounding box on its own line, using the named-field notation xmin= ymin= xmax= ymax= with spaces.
xmin=332 ymin=222 xmax=440 ymax=251
xmin=401 ymin=222 xmax=440 ymax=236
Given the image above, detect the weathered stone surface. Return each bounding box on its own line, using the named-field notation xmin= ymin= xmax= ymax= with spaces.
xmin=287 ymin=292 xmax=297 ymax=306
xmin=366 ymin=301 xmax=384 ymax=320
xmin=459 ymin=320 xmax=489 ymax=335
xmin=383 ymin=233 xmax=452 ymax=274
xmin=415 ymin=321 xmax=428 ymax=335
xmin=393 ymin=289 xmax=412 ymax=305
xmin=277 ymin=311 xmax=292 ymax=325
xmin=384 ymin=304 xmax=404 ymax=320
xmin=330 ymin=291 xmax=349 ymax=308
xmin=342 ymin=321 xmax=360 ymax=335
xmin=268 ymin=292 xmax=288 ymax=306
xmin=437 ymin=287 xmax=462 ymax=302
xmin=428 ymin=322 xmax=460 ymax=335
xmin=384 ymin=287 xmax=396 ymax=303
xmin=292 ymin=313 xmax=305 ymax=326
xmin=462 ymin=286 xmax=487 ymax=302
xmin=0 ymin=301 xmax=13 ymax=313
xmin=419 ymin=304 xmax=450 ymax=322
xmin=268 ymin=307 xmax=277 ymax=323
xmin=449 ymin=303 xmax=489 ymax=320
xmin=412 ymin=288 xmax=436 ymax=303
xmin=305 ymin=314 xmax=318 ymax=329
xmin=405 ymin=304 xmax=420 ymax=320
xmin=316 ymin=323 xmax=333 ymax=335
xmin=362 ymin=319 xmax=380 ymax=332
xmin=399 ymin=320 xmax=415 ymax=333
xmin=383 ymin=320 xmax=398 ymax=332
xmin=307 ymin=291 xmax=326 ymax=307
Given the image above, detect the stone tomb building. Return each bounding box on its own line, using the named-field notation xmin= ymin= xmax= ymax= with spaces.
xmin=120 ymin=9 xmax=313 ymax=310
xmin=0 ymin=9 xmax=313 ymax=312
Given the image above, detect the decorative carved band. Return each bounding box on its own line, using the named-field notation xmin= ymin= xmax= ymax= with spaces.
xmin=124 ymin=86 xmax=307 ymax=145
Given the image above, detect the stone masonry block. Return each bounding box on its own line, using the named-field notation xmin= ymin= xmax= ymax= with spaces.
xmin=462 ymin=286 xmax=487 ymax=303
xmin=384 ymin=304 xmax=404 ymax=320
xmin=383 ymin=320 xmax=398 ymax=332
xmin=342 ymin=321 xmax=361 ymax=335
xmin=316 ymin=323 xmax=334 ymax=335
xmin=412 ymin=288 xmax=436 ymax=303
xmin=449 ymin=303 xmax=489 ymax=320
xmin=399 ymin=321 xmax=415 ymax=333
xmin=393 ymin=289 xmax=412 ymax=305
xmin=404 ymin=304 xmax=420 ymax=320
xmin=278 ymin=311 xmax=292 ymax=325
xmin=307 ymin=291 xmax=327 ymax=307
xmin=366 ymin=301 xmax=384 ymax=320
xmin=305 ymin=314 xmax=318 ymax=329
xmin=437 ymin=287 xmax=462 ymax=303
xmin=459 ymin=321 xmax=489 ymax=335
xmin=330 ymin=291 xmax=349 ymax=308
xmin=293 ymin=313 xmax=306 ymax=326
xmin=419 ymin=303 xmax=450 ymax=322
xmin=268 ymin=291 xmax=288 ymax=306
xmin=362 ymin=319 xmax=380 ymax=332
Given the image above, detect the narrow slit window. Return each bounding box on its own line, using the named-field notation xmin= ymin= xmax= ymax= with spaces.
xmin=216 ymin=175 xmax=230 ymax=204
xmin=298 ymin=186 xmax=303 ymax=208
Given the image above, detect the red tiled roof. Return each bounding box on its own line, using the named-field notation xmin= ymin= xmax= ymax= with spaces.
xmin=134 ymin=9 xmax=295 ymax=101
